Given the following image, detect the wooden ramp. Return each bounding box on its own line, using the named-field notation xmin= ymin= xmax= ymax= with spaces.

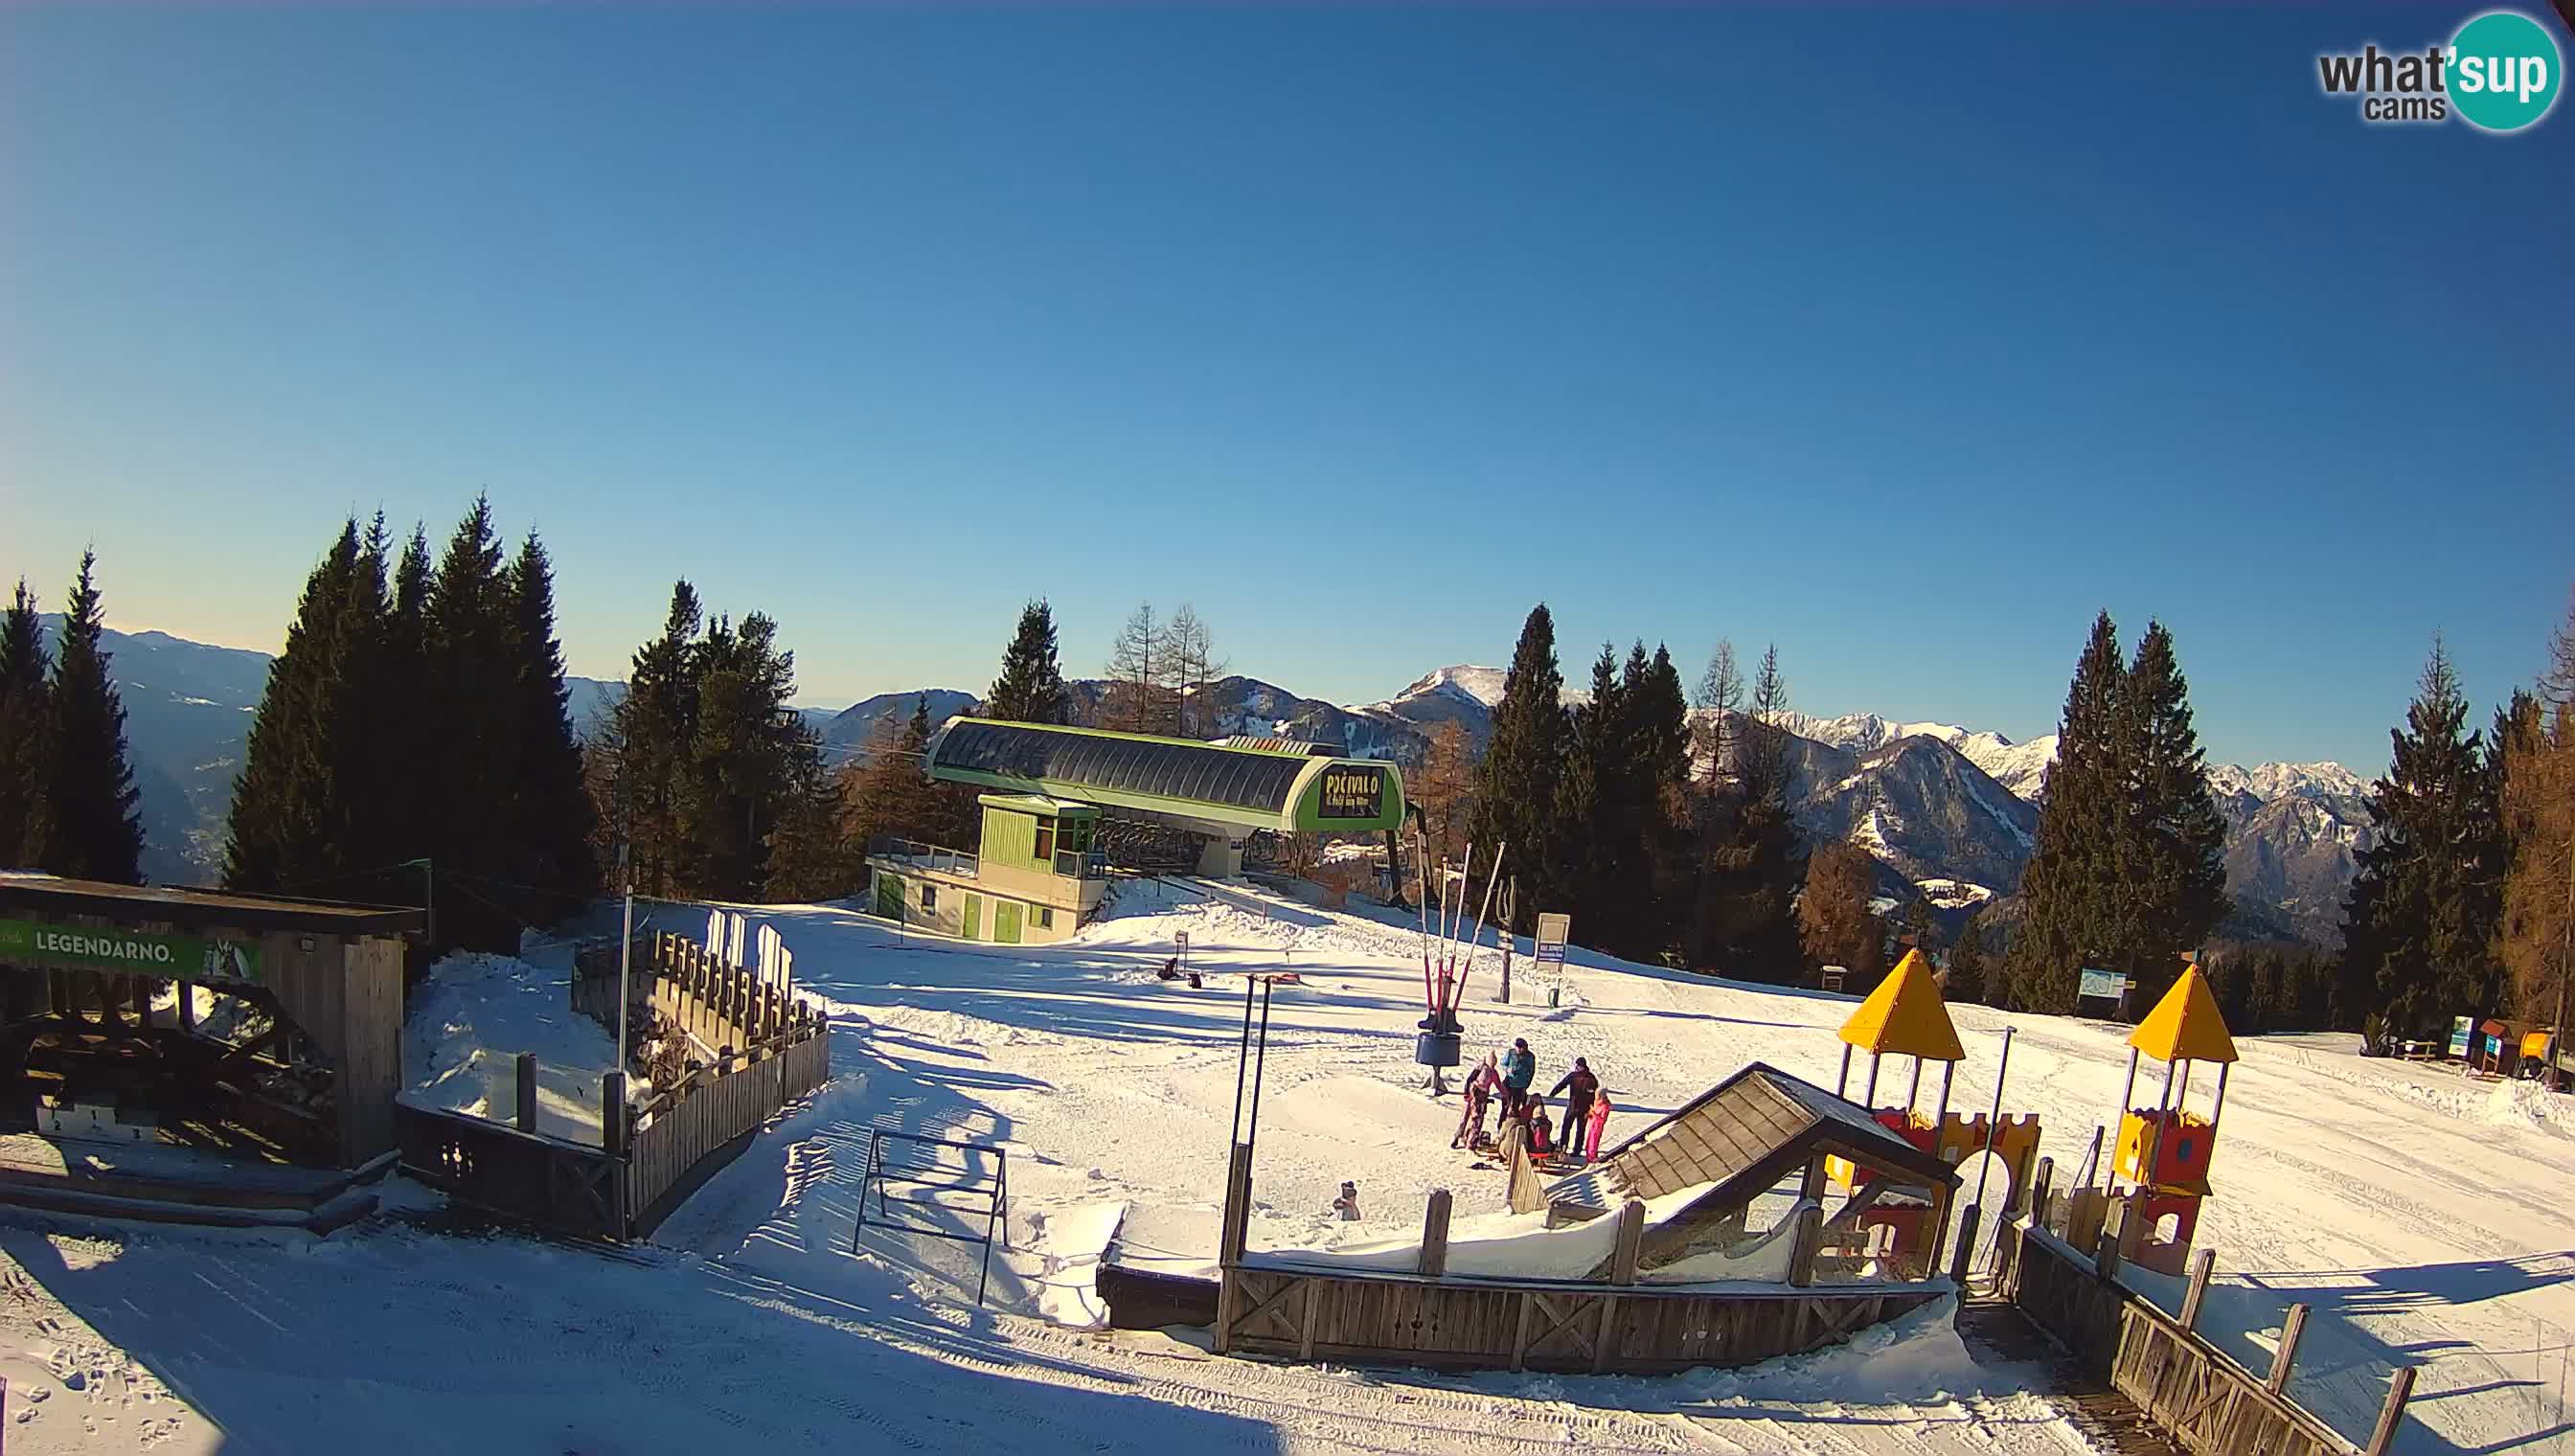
xmin=0 ymin=1131 xmax=387 ymax=1233
xmin=1958 ymin=1298 xmax=2187 ymax=1456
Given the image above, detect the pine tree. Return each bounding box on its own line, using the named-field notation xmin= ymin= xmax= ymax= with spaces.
xmin=2005 ymin=613 xmax=2129 ymax=1013
xmin=1691 ymin=645 xmax=1805 ymax=979
xmin=839 ymin=696 xmax=950 ymax=850
xmin=0 ymin=580 xmax=51 ymax=866
xmin=680 ymin=612 xmax=803 ymax=899
xmin=986 ymin=600 xmax=1069 ymax=725
xmin=1468 ymin=604 xmax=1568 ymax=931
xmin=1624 ymin=644 xmax=1693 ymax=960
xmin=2337 ymin=639 xmax=2506 ymax=1036
xmin=1800 ymin=841 xmax=1884 ymax=980
xmin=376 ymin=525 xmax=437 ymax=882
xmin=2242 ymin=951 xmax=2280 ymax=1034
xmin=1947 ymin=911 xmax=1991 ymax=1005
xmin=2108 ymin=622 xmax=2230 ymax=1010
xmin=763 ymin=728 xmax=852 ymax=902
xmin=423 ymin=496 xmax=522 ymax=947
xmin=228 ymin=519 xmax=367 ymax=895
xmin=27 ymin=553 xmax=144 ymax=883
xmin=1694 ymin=640 xmax=1743 ymax=785
xmin=1550 ymin=644 xmax=1622 ymax=938
xmin=1684 ymin=638 xmax=1744 ymax=968
xmin=1741 ymin=646 xmax=1794 ymax=812
xmin=502 ymin=532 xmax=599 ymax=925
xmin=610 ymin=582 xmax=706 ymax=897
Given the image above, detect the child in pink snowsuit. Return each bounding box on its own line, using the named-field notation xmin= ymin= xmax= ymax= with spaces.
xmin=1584 ymin=1091 xmax=1613 ymax=1163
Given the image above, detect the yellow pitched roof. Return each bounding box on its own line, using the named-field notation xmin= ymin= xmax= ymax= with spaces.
xmin=2129 ymin=966 xmax=2238 ymax=1065
xmin=1838 ymin=949 xmax=1965 ymax=1062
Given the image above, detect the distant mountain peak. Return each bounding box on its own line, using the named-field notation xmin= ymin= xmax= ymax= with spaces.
xmin=1371 ymin=665 xmax=1511 ymax=712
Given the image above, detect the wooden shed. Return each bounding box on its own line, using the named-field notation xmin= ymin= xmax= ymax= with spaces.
xmin=0 ymin=876 xmax=423 ymax=1171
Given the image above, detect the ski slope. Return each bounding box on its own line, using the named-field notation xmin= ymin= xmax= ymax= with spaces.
xmin=0 ymin=880 xmax=2564 ymax=1453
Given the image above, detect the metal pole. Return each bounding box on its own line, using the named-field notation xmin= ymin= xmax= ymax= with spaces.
xmin=1836 ymin=1043 xmax=1854 ymax=1097
xmin=1449 ymin=841 xmax=1508 ymax=1011
xmin=1905 ymin=1058 xmax=1925 ymax=1115
xmin=1247 ymin=981 xmax=1274 ymax=1148
xmin=1971 ymin=1027 xmax=2016 ymax=1216
xmin=1415 ymin=827 xmax=1435 ymax=1014
xmin=1862 ymin=1054 xmax=1881 ymax=1107
xmin=617 ymin=887 xmax=635 ymax=1081
xmin=1229 ymin=971 xmax=1257 ymax=1142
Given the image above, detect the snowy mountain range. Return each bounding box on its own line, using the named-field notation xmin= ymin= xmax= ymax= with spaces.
xmin=31 ymin=627 xmax=2372 ymax=944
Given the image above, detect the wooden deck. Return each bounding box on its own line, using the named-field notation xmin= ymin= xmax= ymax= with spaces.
xmin=1958 ymin=1299 xmax=2189 ymax=1456
xmin=0 ymin=1130 xmax=390 ymax=1231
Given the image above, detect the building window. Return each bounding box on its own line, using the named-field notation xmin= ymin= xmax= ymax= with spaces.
xmin=1035 ymin=906 xmax=1054 ymax=929
xmin=1034 ymin=817 xmax=1056 ymax=863
xmin=921 ymin=883 xmax=937 ymax=912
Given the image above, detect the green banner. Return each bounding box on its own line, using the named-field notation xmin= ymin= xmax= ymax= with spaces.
xmin=0 ymin=918 xmax=260 ymax=983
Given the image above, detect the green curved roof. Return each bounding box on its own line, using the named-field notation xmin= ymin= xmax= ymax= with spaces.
xmin=924 ymin=719 xmax=1403 ymax=833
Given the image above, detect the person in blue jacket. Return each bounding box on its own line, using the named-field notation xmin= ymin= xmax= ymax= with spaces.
xmin=1500 ymin=1037 xmax=1538 ymax=1123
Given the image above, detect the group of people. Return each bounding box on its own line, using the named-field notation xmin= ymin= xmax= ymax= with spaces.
xmin=1450 ymin=1036 xmax=1613 ymax=1165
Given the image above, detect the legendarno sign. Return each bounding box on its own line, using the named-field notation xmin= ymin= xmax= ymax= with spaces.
xmin=0 ymin=919 xmax=261 ymax=983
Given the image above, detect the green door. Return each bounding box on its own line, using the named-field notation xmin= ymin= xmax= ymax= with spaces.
xmin=995 ymin=900 xmax=1023 ymax=944
xmin=876 ymin=874 xmax=902 ymax=918
xmin=963 ymin=894 xmax=982 ymax=941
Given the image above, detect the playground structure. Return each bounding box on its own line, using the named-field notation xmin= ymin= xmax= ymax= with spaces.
xmin=1827 ymin=948 xmax=2041 ymax=1278
xmin=2106 ymin=961 xmax=2236 ymax=1277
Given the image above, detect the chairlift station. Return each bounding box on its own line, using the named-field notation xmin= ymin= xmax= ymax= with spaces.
xmin=864 ymin=720 xmax=1404 ymax=944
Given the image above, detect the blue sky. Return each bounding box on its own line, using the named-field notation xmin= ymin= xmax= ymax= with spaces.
xmin=4 ymin=6 xmax=2568 ymax=771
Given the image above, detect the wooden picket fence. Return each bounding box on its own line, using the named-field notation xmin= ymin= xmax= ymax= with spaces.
xmin=399 ymin=931 xmax=832 ymax=1241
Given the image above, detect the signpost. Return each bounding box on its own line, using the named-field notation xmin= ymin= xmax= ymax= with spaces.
xmin=1534 ymin=912 xmax=1570 ymax=1008
xmin=2075 ymin=967 xmax=2131 ymax=1018
xmin=2449 ymin=1014 xmax=2474 ymax=1060
xmin=0 ymin=918 xmax=259 ymax=984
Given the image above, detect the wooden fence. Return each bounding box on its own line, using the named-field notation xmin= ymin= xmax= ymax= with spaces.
xmin=626 ymin=1032 xmax=832 ymax=1236
xmin=573 ymin=931 xmax=824 ymax=1057
xmin=1218 ymin=1261 xmax=1947 ymax=1374
xmin=399 ymin=932 xmax=831 ymax=1241
xmin=395 ymin=1101 xmax=627 ymax=1240
xmin=1213 ymin=1191 xmax=1947 ymax=1376
xmin=1993 ymin=1205 xmax=2411 ymax=1456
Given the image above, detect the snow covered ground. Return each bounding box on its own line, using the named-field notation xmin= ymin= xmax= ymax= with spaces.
xmin=398 ymin=943 xmax=615 ymax=1144
xmin=0 ymin=880 xmax=2565 ymax=1453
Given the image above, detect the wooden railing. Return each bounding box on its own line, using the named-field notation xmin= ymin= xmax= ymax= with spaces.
xmin=626 ymin=1030 xmax=831 ymax=1236
xmin=1993 ymin=1202 xmax=2412 ymax=1456
xmin=400 ymin=931 xmax=831 ymax=1242
xmin=395 ymin=1101 xmax=627 ymax=1240
xmin=573 ymin=931 xmax=826 ymax=1058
